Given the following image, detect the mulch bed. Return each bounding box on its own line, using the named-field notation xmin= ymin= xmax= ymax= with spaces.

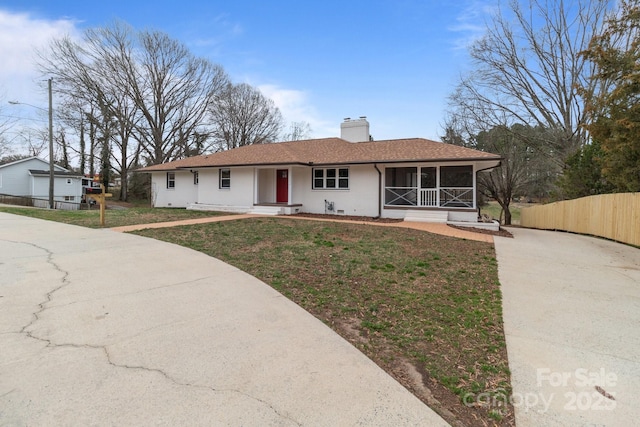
xmin=291 ymin=213 xmax=403 ymax=223
xmin=448 ymin=224 xmax=514 ymax=238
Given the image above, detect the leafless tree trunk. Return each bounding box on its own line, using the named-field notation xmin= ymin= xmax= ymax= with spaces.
xmin=209 ymin=83 xmax=284 ymax=151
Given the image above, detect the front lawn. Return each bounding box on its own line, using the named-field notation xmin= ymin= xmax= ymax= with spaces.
xmin=0 ymin=206 xmax=228 ymax=228
xmin=133 ymin=218 xmax=514 ymax=425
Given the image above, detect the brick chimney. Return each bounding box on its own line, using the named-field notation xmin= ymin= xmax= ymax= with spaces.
xmin=340 ymin=116 xmax=370 ymax=143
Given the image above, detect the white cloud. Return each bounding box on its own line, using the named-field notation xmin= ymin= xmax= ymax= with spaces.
xmin=0 ymin=9 xmax=79 ymax=107
xmin=257 ymin=84 xmax=334 ymax=138
xmin=448 ymin=0 xmax=497 ymax=51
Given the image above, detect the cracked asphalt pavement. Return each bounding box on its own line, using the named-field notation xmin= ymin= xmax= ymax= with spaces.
xmin=0 ymin=212 xmax=448 ymax=426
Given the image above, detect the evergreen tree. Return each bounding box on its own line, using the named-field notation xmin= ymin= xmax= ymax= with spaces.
xmin=581 ymin=0 xmax=640 ymax=192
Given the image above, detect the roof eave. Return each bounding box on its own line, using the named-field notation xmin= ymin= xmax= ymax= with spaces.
xmin=136 ymin=156 xmax=503 ymax=172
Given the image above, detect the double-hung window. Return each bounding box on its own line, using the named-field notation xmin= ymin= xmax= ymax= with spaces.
xmin=166 ymin=172 xmax=176 ymax=189
xmin=313 ymin=167 xmax=349 ymax=189
xmin=219 ymin=169 xmax=231 ymax=189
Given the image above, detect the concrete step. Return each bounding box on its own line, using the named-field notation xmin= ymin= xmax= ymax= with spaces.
xmin=403 ymin=210 xmax=449 ymax=223
xmin=250 ymin=206 xmax=283 ymax=215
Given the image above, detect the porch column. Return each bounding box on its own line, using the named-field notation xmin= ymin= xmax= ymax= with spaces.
xmin=436 ymin=166 xmax=441 ymax=207
xmin=472 ymin=165 xmax=477 ymax=209
xmin=253 ymin=168 xmax=259 ymax=205
xmin=288 ymin=167 xmax=293 ymax=204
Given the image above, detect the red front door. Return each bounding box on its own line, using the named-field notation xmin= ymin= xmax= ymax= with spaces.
xmin=276 ymin=169 xmax=288 ymax=203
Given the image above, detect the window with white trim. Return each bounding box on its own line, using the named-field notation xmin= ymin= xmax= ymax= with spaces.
xmin=193 ymin=171 xmax=199 ymax=185
xmin=219 ymin=169 xmax=231 ymax=189
xmin=313 ymin=167 xmax=349 ymax=189
xmin=64 ymin=196 xmax=75 ymax=201
xmin=166 ymin=172 xmax=175 ymax=189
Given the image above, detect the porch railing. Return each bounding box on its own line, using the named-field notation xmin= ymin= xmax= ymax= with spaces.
xmin=439 ymin=188 xmax=474 ymax=208
xmin=385 ymin=187 xmax=474 ymax=208
xmin=384 ymin=187 xmax=417 ymax=206
xmin=420 ymin=189 xmax=438 ymax=207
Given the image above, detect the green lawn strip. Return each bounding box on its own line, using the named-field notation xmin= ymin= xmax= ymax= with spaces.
xmin=133 ymin=217 xmax=513 ymax=423
xmin=0 ymin=206 xmax=228 ymax=228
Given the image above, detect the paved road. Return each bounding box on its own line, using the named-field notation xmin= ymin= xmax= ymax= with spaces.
xmin=495 ymin=227 xmax=640 ymax=426
xmin=0 ymin=212 xmax=448 ymax=426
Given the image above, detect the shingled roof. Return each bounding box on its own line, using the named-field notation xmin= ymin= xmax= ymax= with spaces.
xmin=138 ymin=137 xmax=501 ymax=172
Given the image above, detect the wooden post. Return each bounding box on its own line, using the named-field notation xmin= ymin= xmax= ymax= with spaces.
xmin=99 ymin=184 xmax=106 ymax=226
xmin=87 ymin=184 xmax=112 ymax=227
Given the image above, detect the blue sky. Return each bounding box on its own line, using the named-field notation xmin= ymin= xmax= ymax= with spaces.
xmin=0 ymin=0 xmax=494 ymax=143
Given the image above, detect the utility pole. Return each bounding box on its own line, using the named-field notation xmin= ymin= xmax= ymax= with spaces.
xmin=48 ymin=78 xmax=54 ymax=209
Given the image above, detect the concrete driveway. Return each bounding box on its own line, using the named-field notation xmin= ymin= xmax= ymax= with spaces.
xmin=495 ymin=227 xmax=640 ymax=426
xmin=0 ymin=212 xmax=448 ymax=426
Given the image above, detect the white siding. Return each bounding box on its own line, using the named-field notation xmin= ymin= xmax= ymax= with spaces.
xmin=257 ymin=169 xmax=275 ymax=203
xmin=151 ymin=171 xmax=198 ymax=208
xmin=148 ymin=160 xmax=488 ymax=222
xmin=197 ymin=167 xmax=254 ymax=208
xmin=0 ymin=158 xmax=52 ymax=196
xmin=30 ymin=176 xmax=83 ymax=201
xmin=293 ymin=164 xmax=380 ymax=217
xmin=0 ymin=157 xmax=81 ymax=201
xmin=152 ymin=168 xmax=255 ymax=209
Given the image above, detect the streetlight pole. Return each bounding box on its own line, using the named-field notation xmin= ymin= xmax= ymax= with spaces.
xmin=48 ymin=78 xmax=54 ymax=209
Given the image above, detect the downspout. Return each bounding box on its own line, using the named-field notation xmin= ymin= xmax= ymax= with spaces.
xmin=374 ymin=163 xmax=382 ymax=218
xmin=475 ymin=162 xmax=501 ymax=215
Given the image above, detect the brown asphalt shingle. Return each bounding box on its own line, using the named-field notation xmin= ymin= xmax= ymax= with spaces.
xmin=138 ymin=137 xmax=500 ymax=172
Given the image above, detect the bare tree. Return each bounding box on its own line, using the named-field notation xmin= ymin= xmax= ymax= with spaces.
xmin=448 ymin=0 xmax=613 ymax=166
xmin=123 ymin=28 xmax=229 ymax=163
xmin=209 ymin=83 xmax=284 ymax=150
xmin=38 ymin=21 xmax=230 ymax=200
xmin=283 ymin=121 xmax=312 ymax=141
xmin=443 ymin=118 xmax=559 ymax=225
xmin=0 ymin=103 xmax=9 ymax=158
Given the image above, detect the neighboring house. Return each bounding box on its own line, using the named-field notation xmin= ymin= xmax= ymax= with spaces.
xmin=138 ymin=118 xmax=501 ymax=225
xmin=0 ymin=157 xmax=83 ymax=206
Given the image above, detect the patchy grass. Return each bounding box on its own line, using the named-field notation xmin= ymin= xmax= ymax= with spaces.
xmin=0 ymin=205 xmax=228 ymax=228
xmin=133 ymin=218 xmax=514 ymax=425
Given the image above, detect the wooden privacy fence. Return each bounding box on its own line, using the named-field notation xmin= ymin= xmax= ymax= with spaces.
xmin=520 ymin=193 xmax=640 ymax=247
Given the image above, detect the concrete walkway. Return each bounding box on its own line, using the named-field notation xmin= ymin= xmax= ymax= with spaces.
xmin=111 ymin=213 xmax=494 ymax=243
xmin=0 ymin=212 xmax=449 ymax=426
xmin=495 ymin=228 xmax=640 ymax=426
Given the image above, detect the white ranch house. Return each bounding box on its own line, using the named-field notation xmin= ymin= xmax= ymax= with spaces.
xmin=139 ymin=118 xmax=501 ymax=226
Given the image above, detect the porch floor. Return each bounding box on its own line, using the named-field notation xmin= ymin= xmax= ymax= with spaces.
xmin=253 ymin=202 xmax=303 ymax=207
